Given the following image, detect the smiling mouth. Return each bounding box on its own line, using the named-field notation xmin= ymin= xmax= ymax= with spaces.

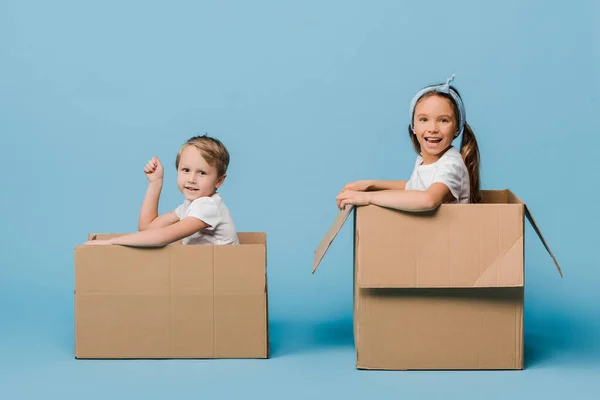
xmin=185 ymin=187 xmax=199 ymax=191
xmin=425 ymin=137 xmax=442 ymax=143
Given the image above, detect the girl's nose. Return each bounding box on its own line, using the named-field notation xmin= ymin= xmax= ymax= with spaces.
xmin=427 ymin=122 xmax=439 ymax=132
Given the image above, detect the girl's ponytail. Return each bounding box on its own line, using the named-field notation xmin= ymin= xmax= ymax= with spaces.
xmin=460 ymin=122 xmax=481 ymax=203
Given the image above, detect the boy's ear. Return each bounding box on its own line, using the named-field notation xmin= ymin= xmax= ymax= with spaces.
xmin=215 ymin=174 xmax=227 ymax=189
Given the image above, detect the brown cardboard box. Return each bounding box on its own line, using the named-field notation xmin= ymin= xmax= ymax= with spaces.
xmin=314 ymin=190 xmax=562 ymax=370
xmin=74 ymin=232 xmax=269 ymax=359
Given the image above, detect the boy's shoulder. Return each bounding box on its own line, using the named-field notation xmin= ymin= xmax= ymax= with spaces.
xmin=188 ymin=193 xmax=227 ymax=209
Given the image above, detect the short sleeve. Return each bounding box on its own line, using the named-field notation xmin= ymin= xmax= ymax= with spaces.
xmin=182 ymin=197 xmax=221 ymax=229
xmin=432 ymin=160 xmax=463 ymax=201
xmin=175 ymin=203 xmax=186 ymax=219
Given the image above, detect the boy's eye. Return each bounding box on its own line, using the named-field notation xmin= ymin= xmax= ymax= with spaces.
xmin=182 ymin=168 xmax=189 ymax=172
xmin=198 ymin=171 xmax=206 ymax=176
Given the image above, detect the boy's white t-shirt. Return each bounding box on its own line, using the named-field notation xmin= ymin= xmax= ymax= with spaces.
xmin=405 ymin=146 xmax=470 ymax=204
xmin=174 ymin=193 xmax=240 ymax=245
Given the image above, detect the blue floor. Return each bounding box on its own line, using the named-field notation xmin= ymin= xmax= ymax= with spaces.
xmin=2 ymin=287 xmax=599 ymax=400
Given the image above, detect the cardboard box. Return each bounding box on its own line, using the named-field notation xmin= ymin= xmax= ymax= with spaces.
xmin=314 ymin=190 xmax=562 ymax=370
xmin=74 ymin=232 xmax=269 ymax=359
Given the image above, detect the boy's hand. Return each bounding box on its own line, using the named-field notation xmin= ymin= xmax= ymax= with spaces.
xmin=144 ymin=156 xmax=164 ymax=182
xmin=84 ymin=239 xmax=114 ymax=246
xmin=341 ymin=180 xmax=372 ymax=192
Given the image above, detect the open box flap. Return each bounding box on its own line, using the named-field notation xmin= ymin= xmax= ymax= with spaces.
xmin=313 ymin=206 xmax=354 ymax=273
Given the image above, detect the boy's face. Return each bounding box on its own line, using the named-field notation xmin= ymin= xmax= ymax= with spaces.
xmin=176 ymin=145 xmax=225 ymax=202
xmin=413 ymin=95 xmax=458 ymax=163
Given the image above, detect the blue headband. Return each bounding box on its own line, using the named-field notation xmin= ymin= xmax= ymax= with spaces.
xmin=409 ymin=74 xmax=466 ymax=137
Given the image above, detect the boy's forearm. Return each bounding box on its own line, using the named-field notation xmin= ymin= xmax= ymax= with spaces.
xmin=368 ymin=190 xmax=437 ymax=212
xmin=110 ymin=229 xmax=169 ymax=247
xmin=368 ymin=180 xmax=407 ymax=191
xmin=138 ymin=181 xmax=163 ymax=231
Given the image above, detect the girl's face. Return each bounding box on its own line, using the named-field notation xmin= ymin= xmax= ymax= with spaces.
xmin=176 ymin=145 xmax=225 ymax=202
xmin=413 ymin=95 xmax=458 ymax=164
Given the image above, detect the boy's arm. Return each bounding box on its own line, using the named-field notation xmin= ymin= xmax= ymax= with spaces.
xmin=102 ymin=217 xmax=209 ymax=247
xmin=147 ymin=211 xmax=180 ymax=230
xmin=337 ymin=183 xmax=453 ymax=212
xmin=138 ymin=181 xmax=163 ymax=231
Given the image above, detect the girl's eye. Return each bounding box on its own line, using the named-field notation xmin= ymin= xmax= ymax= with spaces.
xmin=440 ymin=119 xmax=449 ymax=123
xmin=419 ymin=117 xmax=427 ymax=122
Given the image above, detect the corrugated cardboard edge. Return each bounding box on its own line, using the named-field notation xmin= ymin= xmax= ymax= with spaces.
xmin=313 ymin=206 xmax=354 ymax=273
xmin=262 ymin=234 xmax=270 ymax=358
xmin=507 ymin=191 xmax=563 ymax=277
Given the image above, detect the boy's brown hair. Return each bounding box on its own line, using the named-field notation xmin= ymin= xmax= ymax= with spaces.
xmin=175 ymin=134 xmax=230 ymax=177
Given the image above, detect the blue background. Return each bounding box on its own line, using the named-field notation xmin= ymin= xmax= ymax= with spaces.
xmin=1 ymin=0 xmax=599 ymax=398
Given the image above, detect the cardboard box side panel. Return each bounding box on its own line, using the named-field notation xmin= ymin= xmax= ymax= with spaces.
xmin=353 ymin=211 xmax=359 ymax=363
xmin=171 ymin=294 xmax=215 ymax=358
xmin=238 ymin=232 xmax=266 ymax=245
xmin=170 ymin=246 xmax=214 ymax=293
xmin=515 ymin=297 xmax=524 ymax=369
xmin=169 ymin=246 xmax=217 ymax=358
xmin=355 ymin=287 xmax=523 ymax=370
xmin=356 ymin=205 xmax=524 ymax=288
xmin=75 ymin=246 xmax=170 ymax=294
xmin=214 ymin=245 xmax=266 ymax=293
xmin=75 ymin=294 xmax=171 ymax=359
xmin=214 ymin=293 xmax=268 ymax=358
xmin=473 ymin=236 xmax=524 ymax=287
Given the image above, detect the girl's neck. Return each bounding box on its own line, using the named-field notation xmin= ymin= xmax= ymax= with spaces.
xmin=420 ymin=146 xmax=452 ymax=165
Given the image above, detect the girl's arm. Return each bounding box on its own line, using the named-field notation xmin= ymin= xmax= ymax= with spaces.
xmin=87 ymin=217 xmax=209 ymax=247
xmin=337 ymin=183 xmax=454 ymax=212
xmin=342 ymin=179 xmax=406 ymax=192
xmin=365 ymin=180 xmax=407 ymax=191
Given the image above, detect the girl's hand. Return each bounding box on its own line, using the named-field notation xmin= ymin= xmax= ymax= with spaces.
xmin=144 ymin=156 xmax=164 ymax=182
xmin=336 ymin=190 xmax=371 ymax=210
xmin=341 ymin=180 xmax=372 ymax=192
xmin=84 ymin=239 xmax=114 ymax=246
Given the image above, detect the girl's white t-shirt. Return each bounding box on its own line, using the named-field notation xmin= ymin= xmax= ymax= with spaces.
xmin=174 ymin=193 xmax=240 ymax=245
xmin=405 ymin=146 xmax=470 ymax=204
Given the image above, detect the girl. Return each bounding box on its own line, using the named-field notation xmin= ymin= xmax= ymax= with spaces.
xmin=86 ymin=135 xmax=239 ymax=247
xmin=336 ymin=75 xmax=481 ymax=211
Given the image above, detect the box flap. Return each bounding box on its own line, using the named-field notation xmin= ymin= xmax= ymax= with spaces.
xmin=524 ymin=205 xmax=563 ymax=277
xmin=313 ymin=206 xmax=354 ymax=273
xmin=506 ymin=190 xmax=563 ymax=277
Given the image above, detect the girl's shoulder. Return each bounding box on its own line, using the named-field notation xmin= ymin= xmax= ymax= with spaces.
xmin=439 ymin=147 xmax=465 ymax=165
